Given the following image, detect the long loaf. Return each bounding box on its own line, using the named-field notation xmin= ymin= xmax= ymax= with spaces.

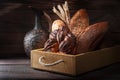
xmin=75 ymin=22 xmax=108 ymax=54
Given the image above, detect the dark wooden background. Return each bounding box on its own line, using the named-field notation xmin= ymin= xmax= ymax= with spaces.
xmin=0 ymin=0 xmax=120 ymax=58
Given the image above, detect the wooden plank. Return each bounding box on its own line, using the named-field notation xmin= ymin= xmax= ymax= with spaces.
xmin=0 ymin=59 xmax=120 ymax=79
xmin=0 ymin=59 xmax=74 ymax=79
xmin=76 ymin=46 xmax=120 ymax=74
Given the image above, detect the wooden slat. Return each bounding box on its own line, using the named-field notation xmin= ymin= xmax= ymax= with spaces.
xmin=0 ymin=59 xmax=74 ymax=79
xmin=0 ymin=59 xmax=120 ymax=79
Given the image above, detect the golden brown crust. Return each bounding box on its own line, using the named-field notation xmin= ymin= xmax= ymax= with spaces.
xmin=70 ymin=9 xmax=89 ymax=31
xmin=45 ymin=1 xmax=109 ymax=55
xmin=75 ymin=21 xmax=108 ymax=54
xmin=52 ymin=19 xmax=66 ymax=31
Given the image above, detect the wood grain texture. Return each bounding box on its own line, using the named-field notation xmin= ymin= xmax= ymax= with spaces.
xmin=31 ymin=46 xmax=120 ymax=75
xmin=0 ymin=59 xmax=120 ymax=79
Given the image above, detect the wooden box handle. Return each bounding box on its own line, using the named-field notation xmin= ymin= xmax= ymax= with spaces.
xmin=39 ymin=56 xmax=64 ymax=66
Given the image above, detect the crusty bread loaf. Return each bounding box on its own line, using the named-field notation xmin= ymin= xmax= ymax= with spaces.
xmin=70 ymin=9 xmax=89 ymax=36
xmin=69 ymin=9 xmax=109 ymax=54
xmin=75 ymin=21 xmax=108 ymax=54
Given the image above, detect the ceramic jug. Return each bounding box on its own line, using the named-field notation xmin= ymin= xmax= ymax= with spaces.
xmin=24 ymin=7 xmax=49 ymax=57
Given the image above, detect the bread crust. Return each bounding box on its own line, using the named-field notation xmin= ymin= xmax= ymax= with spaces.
xmin=75 ymin=22 xmax=108 ymax=54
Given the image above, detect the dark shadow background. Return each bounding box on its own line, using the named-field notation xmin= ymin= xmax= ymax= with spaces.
xmin=0 ymin=0 xmax=120 ymax=58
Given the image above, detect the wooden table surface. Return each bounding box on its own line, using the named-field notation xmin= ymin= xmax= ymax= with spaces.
xmin=0 ymin=58 xmax=120 ymax=80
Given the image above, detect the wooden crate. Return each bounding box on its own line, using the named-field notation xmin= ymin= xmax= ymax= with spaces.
xmin=31 ymin=46 xmax=120 ymax=75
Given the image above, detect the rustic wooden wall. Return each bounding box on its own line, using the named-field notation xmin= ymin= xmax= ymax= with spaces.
xmin=0 ymin=0 xmax=120 ymax=58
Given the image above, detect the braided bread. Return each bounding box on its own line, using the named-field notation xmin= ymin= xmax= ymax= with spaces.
xmin=44 ymin=20 xmax=76 ymax=54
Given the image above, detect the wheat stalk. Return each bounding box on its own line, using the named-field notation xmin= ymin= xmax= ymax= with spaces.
xmin=52 ymin=1 xmax=70 ymax=27
xmin=53 ymin=6 xmax=63 ymax=21
xmin=43 ymin=11 xmax=52 ymax=32
xmin=62 ymin=1 xmax=70 ymax=26
xmin=57 ymin=5 xmax=66 ymax=22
